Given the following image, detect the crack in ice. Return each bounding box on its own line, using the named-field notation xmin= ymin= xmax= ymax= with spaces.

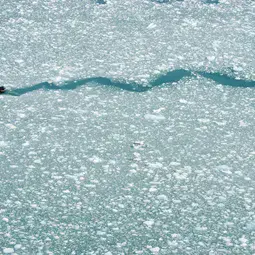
xmin=4 ymin=69 xmax=255 ymax=96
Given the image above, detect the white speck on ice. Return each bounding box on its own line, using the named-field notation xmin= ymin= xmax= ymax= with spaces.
xmin=171 ymin=233 xmax=181 ymax=238
xmin=144 ymin=114 xmax=165 ymax=121
xmin=239 ymin=120 xmax=248 ymax=127
xmin=239 ymin=235 xmax=248 ymax=247
xmin=179 ymin=99 xmax=188 ymax=104
xmin=148 ymin=162 xmax=163 ymax=169
xmin=168 ymin=240 xmax=178 ymax=247
xmin=169 ymin=162 xmax=181 ymax=166
xmin=157 ymin=194 xmax=168 ymax=201
xmin=222 ymin=237 xmax=233 ymax=247
xmin=5 ymin=124 xmax=17 ymax=129
xmin=2 ymin=217 xmax=9 ymax=222
xmin=89 ymin=156 xmax=103 ymax=163
xmin=246 ymin=221 xmax=255 ymax=231
xmin=147 ymin=23 xmax=157 ymax=30
xmin=84 ymin=184 xmax=96 ymax=188
xmin=153 ymin=107 xmax=165 ymax=113
xmin=149 ymin=247 xmax=160 ymax=254
xmin=3 ymin=248 xmax=14 ymax=254
xmin=144 ymin=220 xmax=154 ymax=227
xmin=198 ymin=118 xmax=210 ymax=123
xmin=17 ymin=113 xmax=26 ymax=118
xmin=22 ymin=141 xmax=30 ymax=147
xmin=207 ymin=56 xmax=215 ymax=61
xmin=217 ymin=165 xmax=232 ymax=175
xmin=34 ymin=159 xmax=42 ymax=164
xmin=0 ymin=141 xmax=8 ymax=147
xmin=149 ymin=187 xmax=157 ymax=193
xmin=14 ymin=244 xmax=22 ymax=250
xmin=97 ymin=231 xmax=106 ymax=236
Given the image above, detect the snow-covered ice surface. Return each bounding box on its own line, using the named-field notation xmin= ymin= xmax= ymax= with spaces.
xmin=0 ymin=0 xmax=255 ymax=254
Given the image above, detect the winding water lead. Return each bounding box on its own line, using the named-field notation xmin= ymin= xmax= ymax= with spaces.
xmin=2 ymin=69 xmax=255 ymax=96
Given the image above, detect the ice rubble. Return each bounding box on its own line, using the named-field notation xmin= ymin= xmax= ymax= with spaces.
xmin=0 ymin=0 xmax=255 ymax=254
xmin=0 ymin=0 xmax=254 ymax=88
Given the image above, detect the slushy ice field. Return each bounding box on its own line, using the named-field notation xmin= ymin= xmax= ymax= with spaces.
xmin=1 ymin=0 xmax=255 ymax=254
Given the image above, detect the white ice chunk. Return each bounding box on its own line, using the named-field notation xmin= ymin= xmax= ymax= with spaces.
xmin=14 ymin=244 xmax=22 ymax=250
xmin=147 ymin=23 xmax=157 ymax=30
xmin=217 ymin=165 xmax=232 ymax=175
xmin=3 ymin=248 xmax=14 ymax=254
xmin=246 ymin=221 xmax=255 ymax=231
xmin=144 ymin=220 xmax=154 ymax=227
xmin=157 ymin=194 xmax=168 ymax=201
xmin=144 ymin=114 xmax=165 ymax=121
xmin=148 ymin=162 xmax=163 ymax=169
xmin=150 ymin=247 xmax=160 ymax=254
xmin=0 ymin=141 xmax=8 ymax=147
xmin=5 ymin=124 xmax=17 ymax=129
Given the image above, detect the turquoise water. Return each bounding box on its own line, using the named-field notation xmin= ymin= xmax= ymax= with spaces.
xmin=4 ymin=70 xmax=255 ymax=96
xmin=1 ymin=0 xmax=255 ymax=254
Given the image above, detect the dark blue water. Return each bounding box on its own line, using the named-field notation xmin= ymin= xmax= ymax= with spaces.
xmin=96 ymin=0 xmax=107 ymax=4
xmin=5 ymin=69 xmax=255 ymax=96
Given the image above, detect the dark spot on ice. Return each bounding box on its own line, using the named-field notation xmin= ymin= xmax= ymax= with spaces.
xmin=0 ymin=86 xmax=6 ymax=93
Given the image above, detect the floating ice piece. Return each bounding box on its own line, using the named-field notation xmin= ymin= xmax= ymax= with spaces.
xmin=207 ymin=56 xmax=216 ymax=62
xmin=149 ymin=187 xmax=158 ymax=192
xmin=144 ymin=220 xmax=154 ymax=227
xmin=198 ymin=118 xmax=210 ymax=123
xmin=157 ymin=194 xmax=168 ymax=201
xmin=3 ymin=248 xmax=14 ymax=254
xmin=89 ymin=156 xmax=103 ymax=163
xmin=217 ymin=165 xmax=232 ymax=174
xmin=133 ymin=152 xmax=142 ymax=161
xmin=0 ymin=141 xmax=8 ymax=147
xmin=17 ymin=113 xmax=26 ymax=118
xmin=246 ymin=222 xmax=255 ymax=231
xmin=34 ymin=159 xmax=42 ymax=164
xmin=14 ymin=244 xmax=22 ymax=250
xmin=239 ymin=235 xmax=248 ymax=247
xmin=148 ymin=162 xmax=163 ymax=169
xmin=169 ymin=162 xmax=181 ymax=166
xmin=239 ymin=120 xmax=248 ymax=127
xmin=150 ymin=247 xmax=160 ymax=254
xmin=179 ymin=99 xmax=188 ymax=104
xmin=22 ymin=141 xmax=30 ymax=147
xmin=144 ymin=114 xmax=165 ymax=121
xmin=97 ymin=231 xmax=106 ymax=236
xmin=84 ymin=184 xmax=96 ymax=188
xmin=147 ymin=23 xmax=157 ymax=30
xmin=153 ymin=107 xmax=165 ymax=113
xmin=5 ymin=124 xmax=17 ymax=129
